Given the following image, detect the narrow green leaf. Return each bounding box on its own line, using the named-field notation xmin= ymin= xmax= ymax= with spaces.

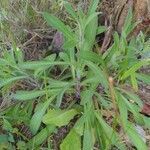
xmin=19 ymin=61 xmax=69 ymax=70
xmin=27 ymin=125 xmax=55 ymax=147
xmin=63 ymin=39 xmax=77 ymax=49
xmin=83 ymin=15 xmax=98 ymax=51
xmin=69 ymin=48 xmax=76 ymax=79
xmin=131 ymin=73 xmax=138 ymax=91
xmin=11 ymin=90 xmax=46 ymax=101
xmin=73 ymin=117 xmax=84 ymax=136
xmin=86 ymin=61 xmax=108 ymax=89
xmin=119 ymin=93 xmax=144 ymax=124
xmin=80 ymin=90 xmax=93 ymax=105
xmin=0 ymin=76 xmax=27 ymax=88
xmin=60 ymin=129 xmax=81 ymax=150
xmin=94 ymin=92 xmax=111 ymax=108
xmin=79 ymin=50 xmax=104 ymax=65
xmin=121 ymin=59 xmax=150 ymax=79
xmin=42 ymin=109 xmax=78 ymax=127
xmin=125 ymin=123 xmax=147 ymax=150
xmin=97 ymin=26 xmax=107 ymax=35
xmin=43 ymin=12 xmax=74 ymax=40
xmin=3 ymin=119 xmax=13 ymax=132
xmin=59 ymin=52 xmax=70 ymax=62
xmin=84 ymin=12 xmax=100 ymax=30
xmin=95 ymin=112 xmax=126 ymax=149
xmin=34 ymin=54 xmax=56 ymax=77
xmin=117 ymin=93 xmax=128 ymax=125
xmin=87 ymin=0 xmax=99 ymax=15
xmin=30 ymin=96 xmax=55 ymax=135
xmin=136 ymin=73 xmax=150 ymax=84
xmin=122 ymin=8 xmax=133 ymax=35
xmin=82 ymin=76 xmax=101 ymax=85
xmin=48 ymin=79 xmax=69 ymax=88
xmin=64 ymin=2 xmax=78 ymax=20
xmin=103 ymin=44 xmax=117 ymax=63
xmin=122 ymin=89 xmax=143 ymax=107
xmin=56 ymin=82 xmax=74 ymax=107
xmin=3 ymin=50 xmax=16 ymax=66
xmin=83 ymin=125 xmax=93 ymax=150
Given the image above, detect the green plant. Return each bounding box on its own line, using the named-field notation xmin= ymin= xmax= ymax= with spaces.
xmin=0 ymin=0 xmax=150 ymax=149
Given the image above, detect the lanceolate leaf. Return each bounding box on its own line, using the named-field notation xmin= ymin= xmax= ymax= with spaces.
xmin=83 ymin=125 xmax=93 ymax=150
xmin=87 ymin=0 xmax=99 ymax=15
xmin=121 ymin=59 xmax=150 ymax=79
xmin=64 ymin=2 xmax=78 ymax=20
xmin=122 ymin=8 xmax=133 ymax=36
xmin=43 ymin=12 xmax=75 ymax=40
xmin=131 ymin=73 xmax=138 ymax=91
xmin=19 ymin=61 xmax=69 ymax=70
xmin=80 ymin=90 xmax=93 ymax=105
xmin=73 ymin=117 xmax=84 ymax=136
xmin=60 ymin=129 xmax=81 ymax=150
xmin=84 ymin=12 xmax=100 ymax=30
xmin=27 ymin=125 xmax=55 ymax=147
xmin=3 ymin=119 xmax=13 ymax=132
xmin=83 ymin=15 xmax=98 ymax=51
xmin=117 ymin=93 xmax=128 ymax=126
xmin=95 ymin=112 xmax=126 ymax=149
xmin=86 ymin=61 xmax=108 ymax=89
xmin=136 ymin=73 xmax=150 ymax=84
xmin=119 ymin=93 xmax=144 ymax=124
xmin=121 ymin=89 xmax=143 ymax=107
xmin=11 ymin=90 xmax=46 ymax=101
xmin=0 ymin=76 xmax=27 ymax=88
xmin=79 ymin=50 xmax=104 ymax=65
xmin=56 ymin=82 xmax=74 ymax=107
xmin=125 ymin=122 xmax=147 ymax=150
xmin=97 ymin=26 xmax=107 ymax=35
xmin=30 ymin=96 xmax=55 ymax=135
xmin=42 ymin=109 xmax=78 ymax=127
